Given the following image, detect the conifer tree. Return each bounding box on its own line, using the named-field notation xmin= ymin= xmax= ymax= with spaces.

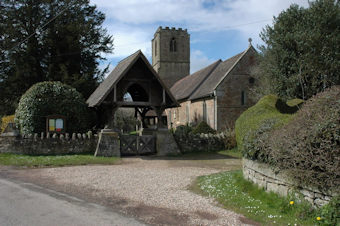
xmin=0 ymin=0 xmax=113 ymax=115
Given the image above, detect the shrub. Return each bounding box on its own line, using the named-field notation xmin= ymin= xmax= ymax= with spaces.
xmin=192 ymin=121 xmax=216 ymax=134
xmin=15 ymin=81 xmax=95 ymax=135
xmin=235 ymin=95 xmax=297 ymax=159
xmin=265 ymin=86 xmax=340 ymax=192
xmin=1 ymin=115 xmax=15 ymax=133
xmin=174 ymin=124 xmax=193 ymax=137
xmin=317 ymin=195 xmax=340 ymax=226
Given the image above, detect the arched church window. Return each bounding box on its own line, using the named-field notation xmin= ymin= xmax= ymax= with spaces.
xmin=170 ymin=38 xmax=177 ymax=52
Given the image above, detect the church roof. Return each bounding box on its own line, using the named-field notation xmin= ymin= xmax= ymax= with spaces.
xmin=170 ymin=60 xmax=221 ymax=101
xmin=87 ymin=50 xmax=178 ymax=107
xmin=171 ymin=46 xmax=255 ymax=101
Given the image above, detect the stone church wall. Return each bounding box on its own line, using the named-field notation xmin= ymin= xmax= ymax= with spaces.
xmin=167 ymin=98 xmax=215 ymax=130
xmin=215 ymin=48 xmax=257 ymax=130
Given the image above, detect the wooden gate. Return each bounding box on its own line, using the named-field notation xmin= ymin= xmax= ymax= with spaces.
xmin=120 ymin=135 xmax=156 ymax=156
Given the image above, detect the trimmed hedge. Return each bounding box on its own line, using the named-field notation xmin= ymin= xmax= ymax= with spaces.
xmin=15 ymin=81 xmax=95 ymax=135
xmin=235 ymin=95 xmax=298 ymax=159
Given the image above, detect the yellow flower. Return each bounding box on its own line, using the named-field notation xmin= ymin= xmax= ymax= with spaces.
xmin=316 ymin=217 xmax=321 ymax=221
xmin=289 ymin=201 xmax=294 ymax=205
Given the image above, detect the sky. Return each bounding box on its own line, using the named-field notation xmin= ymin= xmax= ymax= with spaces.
xmin=90 ymin=0 xmax=309 ymax=74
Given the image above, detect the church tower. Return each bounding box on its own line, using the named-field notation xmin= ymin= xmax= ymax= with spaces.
xmin=152 ymin=26 xmax=190 ymax=88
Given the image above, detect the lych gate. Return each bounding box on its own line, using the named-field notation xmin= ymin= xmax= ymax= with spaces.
xmin=86 ymin=50 xmax=179 ymax=156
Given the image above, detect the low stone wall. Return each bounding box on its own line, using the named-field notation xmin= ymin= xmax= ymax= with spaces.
xmin=0 ymin=132 xmax=98 ymax=155
xmin=243 ymin=158 xmax=336 ymax=207
xmin=174 ymin=133 xmax=226 ymax=153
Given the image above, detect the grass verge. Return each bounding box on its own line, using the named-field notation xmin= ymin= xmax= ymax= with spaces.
xmin=0 ymin=153 xmax=120 ymax=167
xmin=196 ymin=170 xmax=322 ymax=225
xmin=218 ymin=148 xmax=242 ymax=158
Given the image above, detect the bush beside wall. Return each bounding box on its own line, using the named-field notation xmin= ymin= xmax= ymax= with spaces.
xmin=236 ymin=86 xmax=340 ymax=194
xmin=15 ymin=81 xmax=95 ymax=135
xmin=174 ymin=125 xmax=236 ymax=153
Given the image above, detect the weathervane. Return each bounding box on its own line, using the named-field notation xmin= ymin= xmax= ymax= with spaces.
xmin=248 ymin=38 xmax=252 ymax=46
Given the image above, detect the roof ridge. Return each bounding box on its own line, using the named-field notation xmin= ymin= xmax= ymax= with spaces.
xmin=212 ymin=47 xmax=251 ymax=91
xmin=115 ymin=49 xmax=141 ymax=65
xmin=172 ymin=59 xmax=221 ymax=89
xmin=187 ymin=60 xmax=222 ymax=100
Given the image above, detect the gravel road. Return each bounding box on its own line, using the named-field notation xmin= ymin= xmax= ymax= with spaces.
xmin=5 ymin=156 xmax=256 ymax=225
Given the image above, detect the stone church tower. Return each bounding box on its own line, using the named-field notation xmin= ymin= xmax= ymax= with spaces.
xmin=152 ymin=26 xmax=190 ymax=88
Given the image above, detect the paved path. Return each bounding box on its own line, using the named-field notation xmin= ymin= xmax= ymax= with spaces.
xmin=0 ymin=177 xmax=145 ymax=226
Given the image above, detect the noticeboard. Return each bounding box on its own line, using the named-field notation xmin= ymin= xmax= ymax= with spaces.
xmin=46 ymin=115 xmax=66 ymax=133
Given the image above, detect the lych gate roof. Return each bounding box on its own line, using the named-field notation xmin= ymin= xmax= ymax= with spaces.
xmin=171 ymin=46 xmax=254 ymax=101
xmin=87 ymin=50 xmax=178 ymax=108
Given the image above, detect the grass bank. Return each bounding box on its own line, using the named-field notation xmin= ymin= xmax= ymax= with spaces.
xmin=0 ymin=153 xmax=120 ymax=167
xmin=195 ymin=170 xmax=322 ymax=225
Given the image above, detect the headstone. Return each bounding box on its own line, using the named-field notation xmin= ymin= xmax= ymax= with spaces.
xmin=41 ymin=132 xmax=44 ymax=139
xmin=82 ymin=133 xmax=86 ymax=139
xmin=77 ymin=133 xmax=82 ymax=139
xmin=52 ymin=133 xmax=57 ymax=139
xmin=72 ymin=133 xmax=76 ymax=140
xmin=94 ymin=129 xmax=120 ymax=157
xmin=65 ymin=133 xmax=70 ymax=140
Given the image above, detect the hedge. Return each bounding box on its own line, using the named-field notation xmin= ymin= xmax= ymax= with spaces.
xmin=235 ymin=95 xmax=299 ymax=159
xmin=15 ymin=81 xmax=95 ymax=135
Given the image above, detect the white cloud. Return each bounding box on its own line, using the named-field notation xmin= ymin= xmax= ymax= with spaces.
xmin=92 ymin=0 xmax=310 ymax=72
xmin=190 ymin=50 xmax=215 ymax=74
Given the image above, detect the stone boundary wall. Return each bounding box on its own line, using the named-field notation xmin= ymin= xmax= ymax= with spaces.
xmin=174 ymin=132 xmax=226 ymax=153
xmin=243 ymin=158 xmax=336 ymax=207
xmin=0 ymin=132 xmax=98 ymax=155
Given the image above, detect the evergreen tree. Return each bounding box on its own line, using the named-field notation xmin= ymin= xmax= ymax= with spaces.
xmin=0 ymin=0 xmax=113 ymax=115
xmin=254 ymin=0 xmax=340 ymax=100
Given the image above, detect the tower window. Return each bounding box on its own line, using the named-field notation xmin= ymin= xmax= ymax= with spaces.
xmin=170 ymin=38 xmax=177 ymax=52
xmin=155 ymin=40 xmax=157 ymax=56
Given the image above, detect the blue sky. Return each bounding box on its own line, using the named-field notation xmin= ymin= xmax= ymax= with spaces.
xmin=90 ymin=0 xmax=309 ymax=74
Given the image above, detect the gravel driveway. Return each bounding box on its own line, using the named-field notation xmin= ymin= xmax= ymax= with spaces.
xmin=7 ymin=155 xmax=256 ymax=226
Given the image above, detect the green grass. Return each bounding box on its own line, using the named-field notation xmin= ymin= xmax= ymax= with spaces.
xmin=0 ymin=153 xmax=120 ymax=167
xmin=218 ymin=148 xmax=242 ymax=158
xmin=196 ymin=170 xmax=320 ymax=225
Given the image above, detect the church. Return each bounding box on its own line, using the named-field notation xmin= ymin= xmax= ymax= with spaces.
xmin=151 ymin=26 xmax=257 ymax=131
xmin=87 ymin=26 xmax=258 ymax=132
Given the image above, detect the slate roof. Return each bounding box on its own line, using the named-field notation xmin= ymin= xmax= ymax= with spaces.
xmin=171 ymin=46 xmax=254 ymax=101
xmin=170 ymin=60 xmax=221 ymax=101
xmin=87 ymin=50 xmax=178 ymax=107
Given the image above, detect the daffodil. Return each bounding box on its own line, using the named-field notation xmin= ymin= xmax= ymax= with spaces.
xmin=289 ymin=201 xmax=294 ymax=205
xmin=316 ymin=217 xmax=321 ymax=221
